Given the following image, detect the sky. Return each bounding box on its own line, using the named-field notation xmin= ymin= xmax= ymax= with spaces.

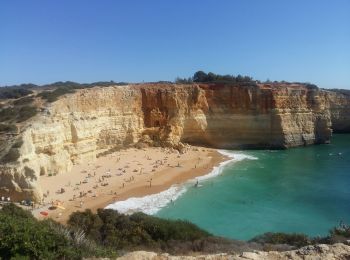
xmin=1 ymin=0 xmax=349 ymax=89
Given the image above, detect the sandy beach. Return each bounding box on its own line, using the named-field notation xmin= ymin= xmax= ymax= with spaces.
xmin=32 ymin=146 xmax=227 ymax=223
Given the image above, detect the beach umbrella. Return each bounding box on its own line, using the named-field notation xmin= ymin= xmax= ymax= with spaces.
xmin=40 ymin=211 xmax=48 ymax=216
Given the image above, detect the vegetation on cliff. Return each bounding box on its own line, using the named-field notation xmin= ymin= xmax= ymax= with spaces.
xmin=328 ymin=88 xmax=350 ymax=96
xmin=175 ymin=71 xmax=256 ymax=84
xmin=0 ymin=204 xmax=115 ymax=259
xmin=250 ymin=222 xmax=350 ymax=248
xmin=36 ymin=81 xmax=129 ymax=102
xmin=38 ymin=86 xmax=77 ymax=102
xmin=68 ymin=209 xmax=210 ymax=250
xmin=0 ymin=205 xmax=212 ymax=258
xmin=0 ymin=123 xmax=17 ymax=133
xmin=0 ymin=86 xmax=33 ymax=99
xmin=0 ymin=105 xmax=37 ymax=123
xmin=0 ymin=81 xmax=128 ymax=102
xmin=1 ymin=204 xmax=350 ymax=258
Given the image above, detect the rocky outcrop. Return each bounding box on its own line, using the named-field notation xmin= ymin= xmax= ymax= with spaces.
xmin=324 ymin=90 xmax=350 ymax=133
xmin=118 ymin=243 xmax=350 ymax=260
xmin=140 ymin=83 xmax=333 ymax=148
xmin=0 ymin=83 xmax=349 ymax=201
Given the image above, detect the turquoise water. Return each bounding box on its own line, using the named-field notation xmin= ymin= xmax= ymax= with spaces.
xmin=156 ymin=134 xmax=350 ymax=240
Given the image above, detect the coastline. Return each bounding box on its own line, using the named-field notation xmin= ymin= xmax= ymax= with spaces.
xmin=106 ymin=150 xmax=258 ymax=215
xmin=32 ymin=146 xmax=228 ymax=223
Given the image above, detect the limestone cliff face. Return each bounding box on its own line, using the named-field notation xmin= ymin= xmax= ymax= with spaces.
xmin=0 ymin=86 xmax=144 ymax=201
xmin=324 ymin=90 xmax=350 ymax=133
xmin=140 ymin=83 xmax=332 ymax=148
xmin=0 ymin=83 xmax=349 ymax=201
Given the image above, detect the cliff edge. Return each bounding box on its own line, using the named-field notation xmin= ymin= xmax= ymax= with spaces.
xmin=118 ymin=243 xmax=350 ymax=260
xmin=0 ymin=83 xmax=349 ymax=201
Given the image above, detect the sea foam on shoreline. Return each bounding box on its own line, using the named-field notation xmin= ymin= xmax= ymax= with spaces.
xmin=105 ymin=150 xmax=257 ymax=215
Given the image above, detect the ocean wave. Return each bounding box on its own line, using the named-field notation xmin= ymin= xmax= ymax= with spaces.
xmin=105 ymin=150 xmax=258 ymax=215
xmin=195 ymin=150 xmax=258 ymax=182
xmin=105 ymin=185 xmax=187 ymax=215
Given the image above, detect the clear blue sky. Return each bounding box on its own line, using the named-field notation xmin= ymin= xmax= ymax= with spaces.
xmin=1 ymin=0 xmax=349 ymax=89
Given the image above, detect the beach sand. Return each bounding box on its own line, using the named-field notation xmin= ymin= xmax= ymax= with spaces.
xmin=32 ymin=146 xmax=227 ymax=223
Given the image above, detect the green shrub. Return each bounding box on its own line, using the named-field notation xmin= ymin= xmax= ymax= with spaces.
xmin=38 ymin=87 xmax=76 ymax=102
xmin=0 ymin=123 xmax=17 ymax=132
xmin=13 ymin=96 xmax=34 ymax=106
xmin=0 ymin=203 xmax=34 ymax=219
xmin=0 ymin=204 xmax=116 ymax=259
xmin=0 ymin=87 xmax=33 ymax=99
xmin=68 ymin=209 xmax=210 ymax=250
xmin=1 ymin=148 xmax=20 ymax=163
xmin=330 ymin=222 xmax=350 ymax=238
xmin=250 ymin=232 xmax=309 ymax=247
xmin=192 ymin=71 xmax=255 ymax=84
xmin=0 ymin=107 xmax=17 ymax=121
xmin=12 ymin=139 xmax=23 ymax=148
xmin=130 ymin=212 xmax=210 ymax=241
xmin=17 ymin=106 xmax=37 ymax=122
xmin=0 ymin=105 xmax=37 ymax=123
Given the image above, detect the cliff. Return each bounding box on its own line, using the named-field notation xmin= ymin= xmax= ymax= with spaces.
xmin=325 ymin=89 xmax=350 ymax=133
xmin=0 ymin=83 xmax=349 ymax=201
xmin=117 ymin=243 xmax=350 ymax=260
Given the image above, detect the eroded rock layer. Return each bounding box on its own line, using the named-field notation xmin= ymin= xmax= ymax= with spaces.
xmin=118 ymin=243 xmax=350 ymax=260
xmin=0 ymin=83 xmax=349 ymax=201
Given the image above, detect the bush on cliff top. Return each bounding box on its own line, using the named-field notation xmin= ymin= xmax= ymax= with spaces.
xmin=38 ymin=87 xmax=76 ymax=102
xmin=0 ymin=105 xmax=37 ymax=123
xmin=175 ymin=71 xmax=256 ymax=85
xmin=67 ymin=209 xmax=211 ymax=250
xmin=2 ymin=204 xmax=350 ymax=258
xmin=0 ymin=204 xmax=212 ymax=258
xmin=13 ymin=96 xmax=34 ymax=106
xmin=1 ymin=148 xmax=20 ymax=163
xmin=0 ymin=204 xmax=116 ymax=259
xmin=0 ymin=87 xmax=33 ymax=100
xmin=0 ymin=123 xmax=17 ymax=132
xmin=250 ymin=232 xmax=310 ymax=247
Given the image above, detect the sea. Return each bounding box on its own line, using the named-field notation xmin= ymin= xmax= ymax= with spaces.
xmin=106 ymin=134 xmax=350 ymax=240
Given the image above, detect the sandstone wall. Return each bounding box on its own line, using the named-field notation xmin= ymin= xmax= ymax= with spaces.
xmin=0 ymin=86 xmax=144 ymax=201
xmin=140 ymin=83 xmax=332 ymax=148
xmin=0 ymin=83 xmax=349 ymax=201
xmin=324 ymin=90 xmax=350 ymax=133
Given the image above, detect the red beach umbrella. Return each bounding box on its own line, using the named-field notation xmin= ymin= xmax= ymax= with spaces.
xmin=40 ymin=211 xmax=48 ymax=216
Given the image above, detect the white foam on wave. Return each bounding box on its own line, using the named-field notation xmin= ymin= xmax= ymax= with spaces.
xmin=105 ymin=150 xmax=258 ymax=215
xmin=195 ymin=150 xmax=258 ymax=182
xmin=105 ymin=185 xmax=187 ymax=215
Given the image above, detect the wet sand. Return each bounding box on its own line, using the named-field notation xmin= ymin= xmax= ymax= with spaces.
xmin=32 ymin=146 xmax=227 ymax=223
